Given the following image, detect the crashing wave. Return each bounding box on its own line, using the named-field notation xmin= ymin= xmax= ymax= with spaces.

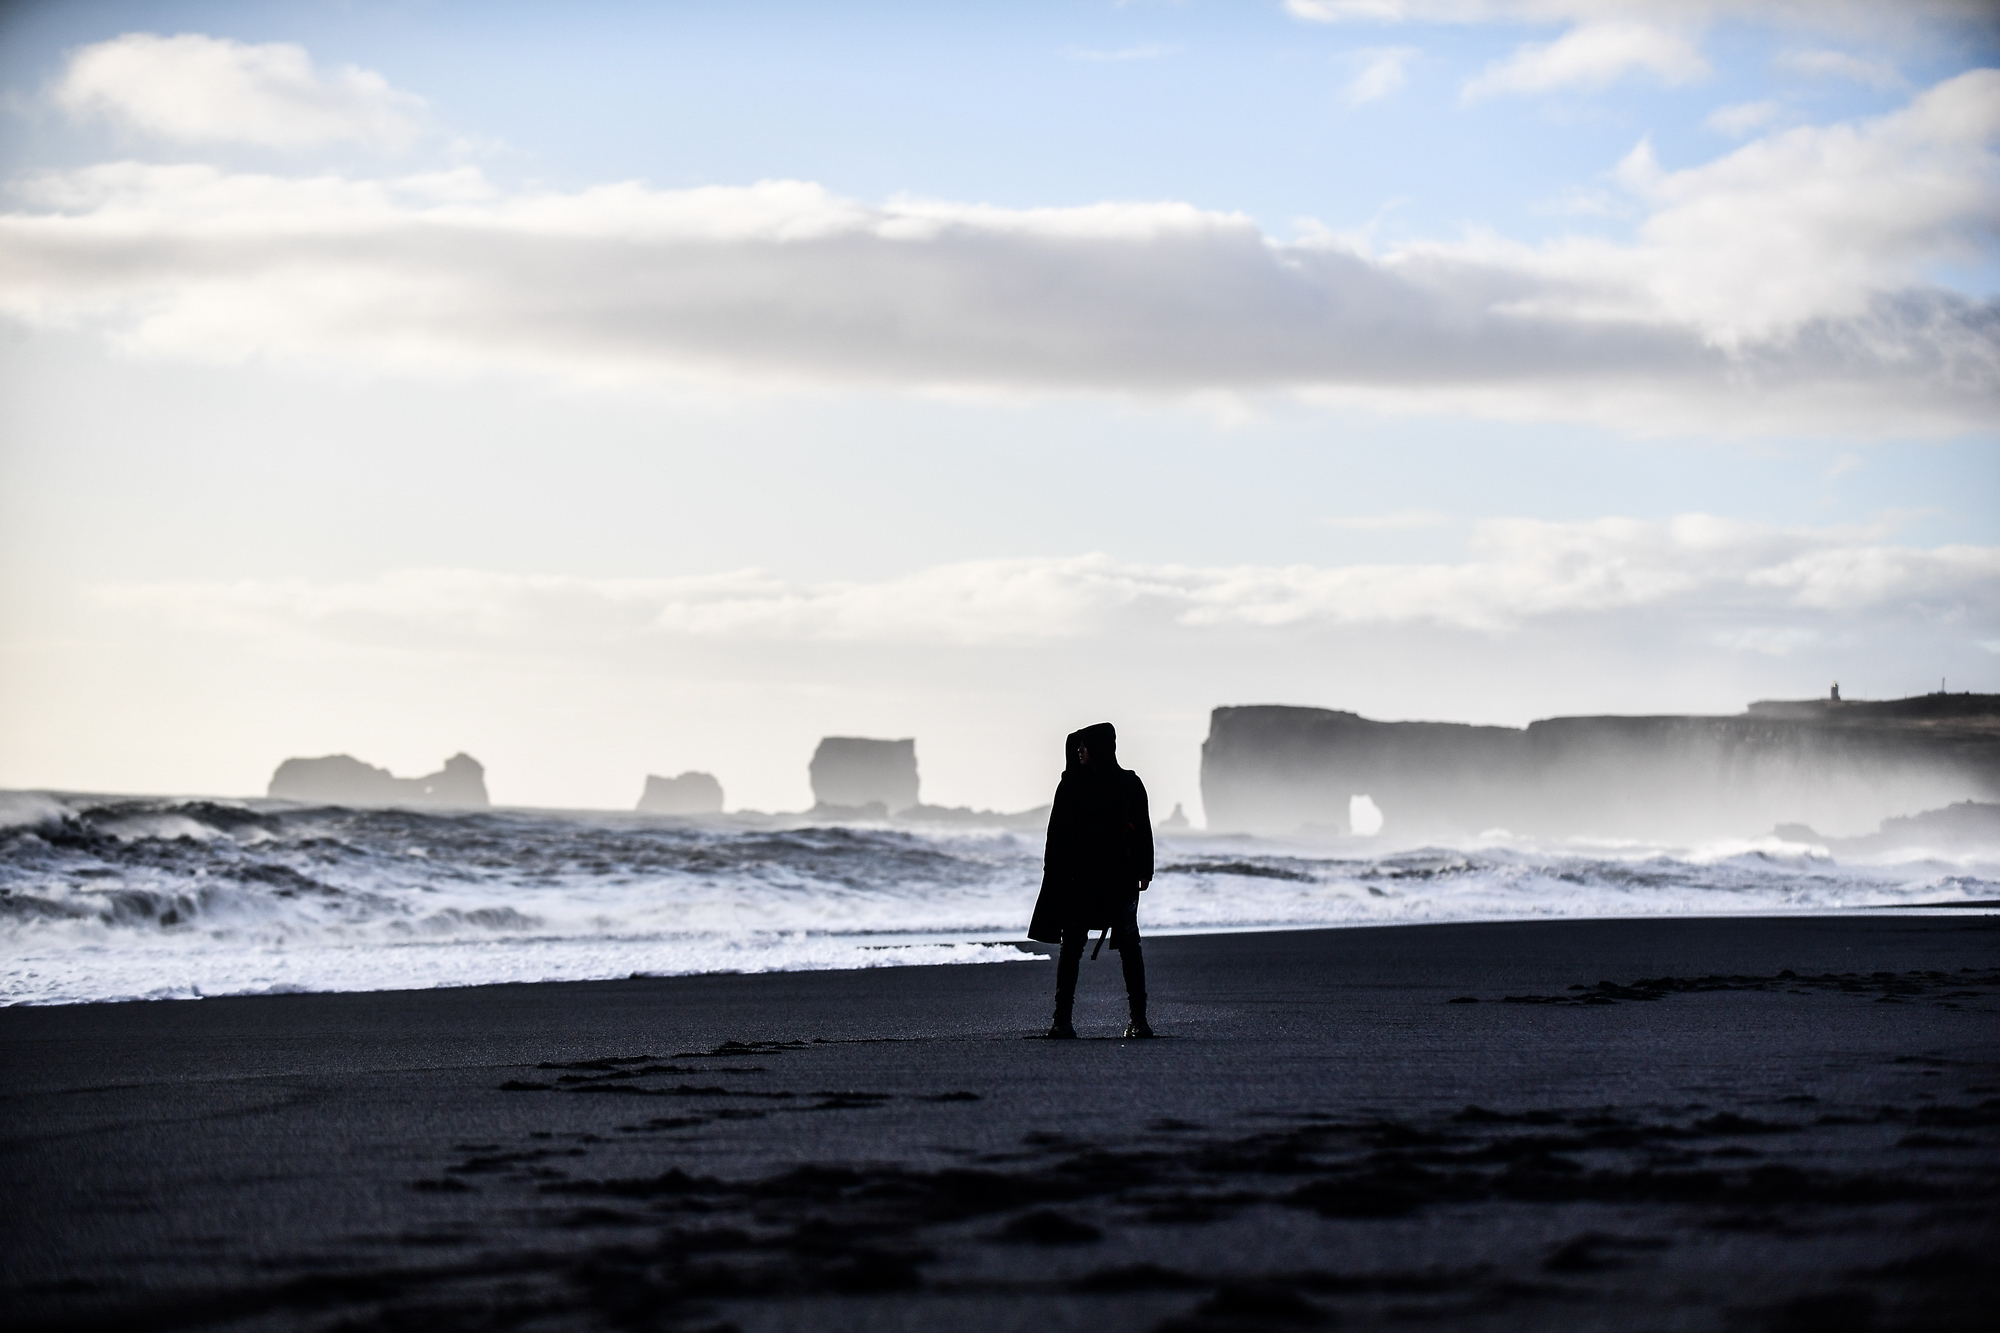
xmin=2 ymin=792 xmax=1992 ymax=1006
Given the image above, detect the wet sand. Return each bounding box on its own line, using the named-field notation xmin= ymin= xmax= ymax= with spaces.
xmin=3 ymin=915 xmax=1996 ymax=1332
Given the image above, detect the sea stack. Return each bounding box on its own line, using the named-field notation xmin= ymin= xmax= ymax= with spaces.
xmin=809 ymin=737 xmax=919 ymax=814
xmin=267 ymin=753 xmax=490 ymax=809
xmin=637 ymin=771 xmax=725 ymax=816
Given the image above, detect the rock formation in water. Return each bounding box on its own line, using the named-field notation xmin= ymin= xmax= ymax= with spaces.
xmin=636 ymin=771 xmax=724 ymax=816
xmin=1778 ymin=800 xmax=2000 ymax=855
xmin=1200 ymin=695 xmax=2000 ymax=840
xmin=268 ymin=753 xmax=490 ymax=809
xmin=1159 ymin=803 xmax=1192 ymax=831
xmin=809 ymin=737 xmax=920 ymax=814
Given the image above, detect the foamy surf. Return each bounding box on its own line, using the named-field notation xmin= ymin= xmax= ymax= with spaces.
xmin=2 ymin=794 xmax=1992 ymax=1005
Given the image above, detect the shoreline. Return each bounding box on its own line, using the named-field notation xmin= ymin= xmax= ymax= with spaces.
xmin=10 ymin=900 xmax=2000 ymax=1010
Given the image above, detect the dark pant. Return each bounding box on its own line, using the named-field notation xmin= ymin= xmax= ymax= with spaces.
xmin=1054 ymin=898 xmax=1145 ymax=1017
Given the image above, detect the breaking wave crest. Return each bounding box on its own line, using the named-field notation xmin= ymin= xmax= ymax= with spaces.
xmin=2 ymin=792 xmax=1992 ymax=1005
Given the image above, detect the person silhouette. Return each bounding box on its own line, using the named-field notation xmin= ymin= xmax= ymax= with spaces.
xmin=1027 ymin=722 xmax=1154 ymax=1038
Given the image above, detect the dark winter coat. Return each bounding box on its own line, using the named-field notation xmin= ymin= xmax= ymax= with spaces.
xmin=1027 ymin=722 xmax=1153 ymax=944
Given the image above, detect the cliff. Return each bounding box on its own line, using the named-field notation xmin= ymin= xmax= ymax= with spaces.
xmin=636 ymin=771 xmax=724 ymax=816
xmin=1200 ymin=696 xmax=2000 ymax=840
xmin=809 ymin=737 xmax=920 ymax=813
xmin=268 ymin=753 xmax=490 ymax=809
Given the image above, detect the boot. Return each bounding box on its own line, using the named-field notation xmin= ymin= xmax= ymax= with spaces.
xmin=1122 ymin=996 xmax=1154 ymax=1039
xmin=1047 ymin=1004 xmax=1077 ymax=1040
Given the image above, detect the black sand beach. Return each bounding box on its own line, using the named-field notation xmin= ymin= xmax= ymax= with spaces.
xmin=4 ymin=915 xmax=1996 ymax=1332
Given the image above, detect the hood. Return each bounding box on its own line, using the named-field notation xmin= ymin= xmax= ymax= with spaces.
xmin=1064 ymin=722 xmax=1119 ymax=773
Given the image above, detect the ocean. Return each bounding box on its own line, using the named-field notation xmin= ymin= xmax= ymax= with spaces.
xmin=3 ymin=792 xmax=1993 ymax=1006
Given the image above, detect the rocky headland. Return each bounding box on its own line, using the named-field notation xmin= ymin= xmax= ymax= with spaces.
xmin=1200 ymin=694 xmax=2000 ymax=840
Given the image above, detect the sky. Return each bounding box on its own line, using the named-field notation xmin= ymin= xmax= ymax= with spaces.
xmin=0 ymin=0 xmax=1996 ymax=818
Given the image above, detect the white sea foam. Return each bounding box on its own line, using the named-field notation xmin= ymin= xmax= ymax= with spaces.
xmin=2 ymin=794 xmax=1992 ymax=1005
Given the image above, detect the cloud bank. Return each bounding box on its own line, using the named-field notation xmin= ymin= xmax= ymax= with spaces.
xmin=1462 ymin=21 xmax=1709 ymax=98
xmin=1288 ymin=1 xmax=1995 ymax=97
xmin=3 ymin=40 xmax=1995 ymax=435
xmin=54 ymin=33 xmax=425 ymax=149
xmin=102 ymin=516 xmax=1999 ymax=652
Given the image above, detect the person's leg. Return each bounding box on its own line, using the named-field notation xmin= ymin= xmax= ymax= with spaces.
xmin=1050 ymin=928 xmax=1083 ymax=1037
xmin=1120 ymin=941 xmax=1147 ymax=1016
xmin=1117 ymin=898 xmax=1152 ymax=1037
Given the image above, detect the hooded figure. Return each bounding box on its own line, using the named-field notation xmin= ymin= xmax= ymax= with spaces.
xmin=1027 ymin=722 xmax=1154 ymax=1038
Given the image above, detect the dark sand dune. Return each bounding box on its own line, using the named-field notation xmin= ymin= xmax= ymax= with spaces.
xmin=3 ymin=916 xmax=1997 ymax=1332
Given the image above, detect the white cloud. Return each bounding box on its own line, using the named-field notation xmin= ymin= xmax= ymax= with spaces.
xmin=1463 ymin=22 xmax=1710 ymax=98
xmin=1345 ymin=47 xmax=1419 ymax=102
xmin=98 ymin=517 xmax=2000 ymax=650
xmin=1 ymin=72 xmax=1993 ymax=435
xmin=54 ymin=32 xmax=424 ymax=149
xmin=1574 ymin=70 xmax=2000 ymax=342
xmin=1777 ymin=48 xmax=1905 ymax=90
xmin=1744 ymin=541 xmax=2000 ymax=612
xmin=1705 ymin=99 xmax=1785 ymax=136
